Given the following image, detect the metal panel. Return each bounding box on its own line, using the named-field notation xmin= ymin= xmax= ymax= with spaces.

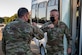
xmin=71 ymin=0 xmax=77 ymax=55
xmin=38 ymin=2 xmax=47 ymax=19
xmin=79 ymin=0 xmax=82 ymax=55
xmin=59 ymin=0 xmax=62 ymax=21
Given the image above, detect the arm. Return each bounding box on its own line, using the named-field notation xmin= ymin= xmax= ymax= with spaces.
xmin=41 ymin=23 xmax=50 ymax=32
xmin=65 ymin=26 xmax=72 ymax=48
xmin=33 ymin=25 xmax=44 ymax=40
xmin=60 ymin=22 xmax=72 ymax=48
xmin=64 ymin=25 xmax=72 ymax=54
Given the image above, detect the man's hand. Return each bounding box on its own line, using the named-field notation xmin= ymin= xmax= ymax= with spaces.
xmin=67 ymin=48 xmax=71 ymax=54
xmin=32 ymin=22 xmax=37 ymax=26
xmin=48 ymin=24 xmax=54 ymax=28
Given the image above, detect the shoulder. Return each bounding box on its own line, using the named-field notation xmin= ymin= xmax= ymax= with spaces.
xmin=59 ymin=21 xmax=68 ymax=28
xmin=3 ymin=21 xmax=19 ymax=33
xmin=59 ymin=21 xmax=66 ymax=25
xmin=59 ymin=21 xmax=66 ymax=26
xmin=2 ymin=21 xmax=19 ymax=36
xmin=4 ymin=21 xmax=19 ymax=28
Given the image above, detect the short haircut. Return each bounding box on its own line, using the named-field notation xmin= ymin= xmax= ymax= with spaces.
xmin=17 ymin=7 xmax=28 ymax=18
xmin=50 ymin=9 xmax=58 ymax=12
xmin=50 ymin=9 xmax=59 ymax=20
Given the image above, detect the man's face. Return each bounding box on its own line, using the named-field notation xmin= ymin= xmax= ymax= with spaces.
xmin=50 ymin=11 xmax=59 ymax=21
xmin=24 ymin=12 xmax=29 ymax=22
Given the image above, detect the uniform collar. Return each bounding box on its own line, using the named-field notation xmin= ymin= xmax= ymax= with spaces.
xmin=58 ymin=21 xmax=60 ymax=26
xmin=16 ymin=18 xmax=26 ymax=23
xmin=51 ymin=21 xmax=60 ymax=27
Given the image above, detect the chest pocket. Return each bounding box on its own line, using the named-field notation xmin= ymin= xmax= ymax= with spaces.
xmin=57 ymin=28 xmax=63 ymax=33
xmin=57 ymin=28 xmax=65 ymax=39
xmin=53 ymin=27 xmax=64 ymax=37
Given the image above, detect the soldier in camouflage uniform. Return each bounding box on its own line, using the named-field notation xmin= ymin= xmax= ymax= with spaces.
xmin=41 ymin=9 xmax=72 ymax=55
xmin=2 ymin=7 xmax=44 ymax=55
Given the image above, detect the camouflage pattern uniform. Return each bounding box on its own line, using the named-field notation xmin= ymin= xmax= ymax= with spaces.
xmin=41 ymin=21 xmax=72 ymax=55
xmin=2 ymin=18 xmax=44 ymax=55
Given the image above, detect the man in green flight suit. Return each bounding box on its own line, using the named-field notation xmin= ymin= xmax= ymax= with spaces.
xmin=41 ymin=9 xmax=72 ymax=55
xmin=2 ymin=7 xmax=44 ymax=55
